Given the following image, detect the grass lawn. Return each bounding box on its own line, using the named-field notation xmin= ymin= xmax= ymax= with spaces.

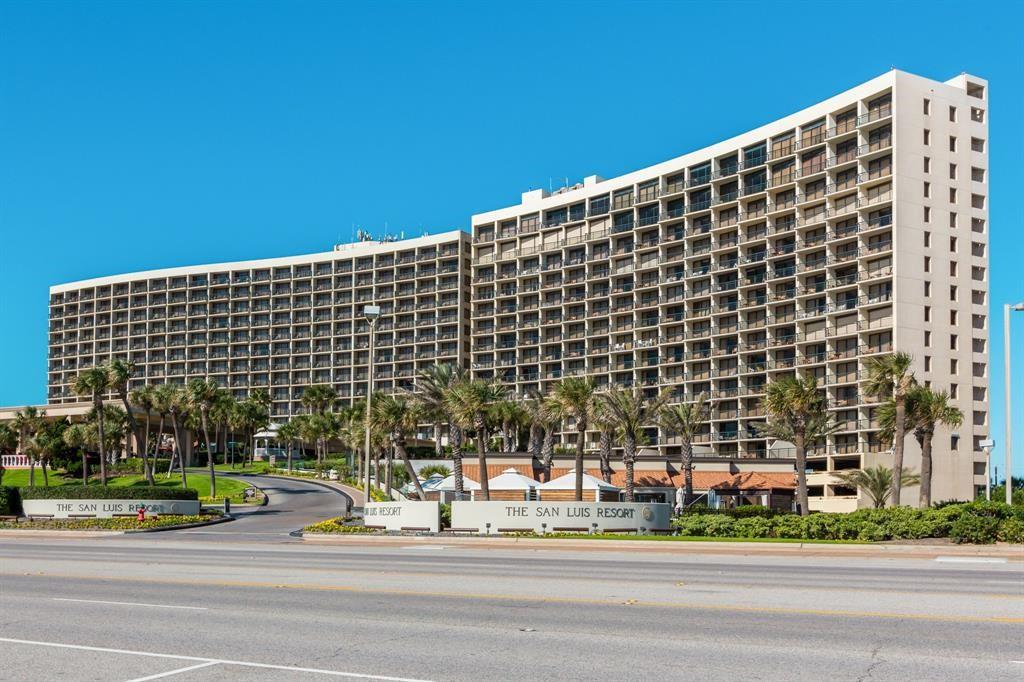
xmin=3 ymin=468 xmax=254 ymax=503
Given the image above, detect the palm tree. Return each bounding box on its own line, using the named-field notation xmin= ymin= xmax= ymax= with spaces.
xmin=370 ymin=392 xmax=427 ymax=500
xmin=27 ymin=420 xmax=67 ymax=487
xmin=72 ymin=368 xmax=110 ymax=486
xmin=165 ymin=384 xmax=190 ymax=487
xmin=491 ymin=398 xmax=526 ymax=453
xmin=0 ymin=423 xmax=16 ymax=485
xmin=545 ymin=377 xmax=597 ymax=501
xmin=129 ymin=384 xmax=157 ymax=484
xmin=760 ymin=374 xmax=836 ymax=516
xmin=301 ymin=384 xmax=338 ymax=460
xmin=62 ymin=423 xmax=90 ymax=484
xmin=276 ymin=420 xmax=298 ymax=472
xmin=865 ymin=352 xmax=916 ymax=506
xmin=836 ymin=465 xmax=921 ymax=509
xmin=597 ymin=387 xmax=671 ymax=501
xmin=211 ymin=392 xmax=237 ymax=464
xmin=445 ymin=378 xmax=504 ymax=501
xmin=187 ymin=378 xmax=221 ymax=498
xmin=522 ymin=392 xmax=547 ymax=463
xmin=414 ymin=364 xmax=463 ymax=457
xmin=152 ymin=383 xmax=176 ymax=465
xmin=880 ymin=385 xmax=964 ymax=508
xmin=658 ymin=393 xmax=712 ymax=507
xmin=106 ymin=359 xmax=150 ymax=482
xmin=590 ymin=400 xmax=617 ymax=484
xmin=13 ymin=406 xmax=44 ymax=486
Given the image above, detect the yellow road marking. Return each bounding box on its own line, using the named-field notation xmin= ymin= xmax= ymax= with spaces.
xmin=3 ymin=572 xmax=1022 ymax=624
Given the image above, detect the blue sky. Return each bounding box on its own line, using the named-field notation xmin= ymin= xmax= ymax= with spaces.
xmin=1 ymin=1 xmax=1021 ymax=475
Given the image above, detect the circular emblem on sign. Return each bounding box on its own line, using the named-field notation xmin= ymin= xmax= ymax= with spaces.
xmin=641 ymin=506 xmax=653 ymax=521
xmin=170 ymin=503 xmax=180 ymax=513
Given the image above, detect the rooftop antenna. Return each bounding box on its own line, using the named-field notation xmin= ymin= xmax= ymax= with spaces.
xmin=549 ymin=177 xmax=552 ymax=192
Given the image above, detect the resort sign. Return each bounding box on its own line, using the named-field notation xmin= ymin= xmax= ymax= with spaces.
xmin=363 ymin=501 xmax=440 ymax=533
xmin=452 ymin=501 xmax=672 ymax=534
xmin=22 ymin=499 xmax=201 ymax=518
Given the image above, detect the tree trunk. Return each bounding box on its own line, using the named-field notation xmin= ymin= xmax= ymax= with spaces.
xmin=96 ymin=396 xmax=108 ymax=487
xmin=599 ymin=429 xmax=613 ymax=483
xmin=451 ymin=425 xmax=465 ymax=500
xmin=623 ymin=435 xmax=636 ymax=503
xmin=385 ymin=446 xmax=394 ymax=499
xmin=794 ymin=436 xmax=809 ymax=516
xmin=919 ymin=432 xmax=933 ymax=508
xmin=434 ymin=422 xmax=444 ymax=457
xmin=475 ymin=417 xmax=490 ymax=501
xmin=396 ymin=439 xmax=425 ymax=500
xmin=120 ymin=392 xmax=150 ymax=484
xmin=42 ymin=461 xmax=49 ymax=487
xmin=82 ymin=450 xmax=88 ymax=485
xmin=890 ymin=396 xmax=906 ymax=507
xmin=501 ymin=423 xmax=512 ymax=454
xmin=156 ymin=414 xmax=166 ymax=466
xmin=541 ymin=428 xmax=554 ymax=482
xmin=141 ymin=410 xmax=153 ymax=484
xmin=681 ymin=437 xmax=694 ymax=507
xmin=29 ymin=460 xmax=35 ymax=487
xmin=574 ymin=423 xmax=586 ymax=502
xmin=201 ymin=411 xmax=217 ymax=499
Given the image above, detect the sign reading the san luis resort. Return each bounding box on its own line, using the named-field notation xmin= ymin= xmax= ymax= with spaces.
xmin=451 ymin=501 xmax=672 ymax=534
xmin=22 ymin=499 xmax=201 ymax=518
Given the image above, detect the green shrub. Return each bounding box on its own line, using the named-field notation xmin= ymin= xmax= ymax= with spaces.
xmin=19 ymin=486 xmax=199 ymax=501
xmin=0 ymin=514 xmax=214 ymax=530
xmin=420 ymin=464 xmax=452 ymax=479
xmin=701 ymin=515 xmax=737 ymax=537
xmin=732 ymin=516 xmax=773 ymax=538
xmin=856 ymin=522 xmax=886 ymax=542
xmin=440 ymin=503 xmax=451 ymax=529
xmin=998 ymin=518 xmax=1024 ymax=544
xmin=672 ymin=515 xmax=710 ymax=536
xmin=304 ymin=518 xmax=379 ymax=534
xmin=950 ymin=514 xmax=1000 ymax=544
xmin=0 ymin=487 xmax=22 ymax=516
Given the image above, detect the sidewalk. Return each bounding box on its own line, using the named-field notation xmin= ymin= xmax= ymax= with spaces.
xmin=302 ymin=532 xmax=1024 ymax=560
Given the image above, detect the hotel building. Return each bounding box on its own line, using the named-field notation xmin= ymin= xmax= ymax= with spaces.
xmin=47 ymin=232 xmax=471 ymax=422
xmin=43 ymin=70 xmax=989 ymax=507
xmin=470 ymin=70 xmax=990 ymax=507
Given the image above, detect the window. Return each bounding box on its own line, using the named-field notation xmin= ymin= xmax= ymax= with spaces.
xmin=950 ymin=285 xmax=958 ymax=301
xmin=950 ymin=212 xmax=958 ymax=228
xmin=924 ymin=356 xmax=932 ymax=371
xmin=971 ymin=137 xmax=985 ymax=152
xmin=971 ymin=167 xmax=985 ymax=182
xmin=949 ymin=188 xmax=957 ymax=203
xmin=924 ymin=281 xmax=931 ymax=297
xmin=971 ymin=107 xmax=985 ymax=123
xmin=949 ymin=163 xmax=957 ymax=180
xmin=924 ymin=256 xmax=931 ymax=273
xmin=971 ymin=194 xmax=986 ymax=209
xmin=949 ymin=136 xmax=957 ymax=152
xmin=923 ymin=181 xmax=931 ymax=198
xmin=950 ymin=262 xmax=958 ymax=278
xmin=924 ymin=129 xmax=931 ymax=145
xmin=950 ymin=334 xmax=958 ymax=350
xmin=923 ymin=98 xmax=931 ymax=115
xmin=924 ymin=206 xmax=931 ymax=223
xmin=950 ymin=435 xmax=960 ymax=452
xmin=924 ymin=330 xmax=932 ymax=347
xmin=924 ymin=306 xmax=931 ymax=322
xmin=972 ymin=217 xmax=985 ymax=233
xmin=951 ymin=359 xmax=959 ymax=374
xmin=923 ymin=157 xmax=931 ymax=173
xmin=924 ymin=231 xmax=931 ymax=247
xmin=949 ymin=105 xmax=957 ymax=122
xmin=950 ymin=236 xmax=958 ymax=252
xmin=950 ymin=309 xmax=958 ymax=325
xmin=950 ymin=385 xmax=959 ymax=401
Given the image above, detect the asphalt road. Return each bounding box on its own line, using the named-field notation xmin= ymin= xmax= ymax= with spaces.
xmin=1 ymin=476 xmax=1021 ymax=681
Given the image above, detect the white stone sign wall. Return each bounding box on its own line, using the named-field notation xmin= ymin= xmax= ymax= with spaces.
xmin=363 ymin=501 xmax=440 ymax=532
xmin=22 ymin=499 xmax=201 ymax=518
xmin=451 ymin=501 xmax=672 ymax=534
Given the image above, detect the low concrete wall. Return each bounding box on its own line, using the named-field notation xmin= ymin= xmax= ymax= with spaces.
xmin=22 ymin=499 xmax=201 ymax=518
xmin=452 ymin=501 xmax=673 ymax=534
xmin=363 ymin=501 xmax=440 ymax=532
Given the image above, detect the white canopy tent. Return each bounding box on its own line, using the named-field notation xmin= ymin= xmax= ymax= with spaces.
xmin=476 ymin=467 xmax=542 ymax=501
xmin=539 ymin=469 xmax=621 ymax=501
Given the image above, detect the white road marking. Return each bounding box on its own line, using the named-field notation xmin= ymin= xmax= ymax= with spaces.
xmin=52 ymin=598 xmax=208 ymax=610
xmin=0 ymin=637 xmax=435 ymax=681
xmin=125 ymin=661 xmax=219 ymax=681
xmin=934 ymin=557 xmax=1008 ymax=564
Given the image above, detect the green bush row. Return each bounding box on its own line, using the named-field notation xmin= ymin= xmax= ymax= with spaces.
xmin=672 ymin=502 xmax=1024 ymax=544
xmin=19 ymin=486 xmax=199 ymax=501
xmin=0 ymin=487 xmax=21 ymax=515
xmin=0 ymin=514 xmax=212 ymax=531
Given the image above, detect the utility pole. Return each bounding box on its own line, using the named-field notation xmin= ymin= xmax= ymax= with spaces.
xmin=363 ymin=305 xmax=381 ymax=502
xmin=1005 ymin=303 xmax=1024 ymax=505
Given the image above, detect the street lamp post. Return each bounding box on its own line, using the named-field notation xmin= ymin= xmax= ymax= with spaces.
xmin=1005 ymin=303 xmax=1024 ymax=505
xmin=980 ymin=438 xmax=995 ymax=501
xmin=362 ymin=305 xmax=381 ymax=501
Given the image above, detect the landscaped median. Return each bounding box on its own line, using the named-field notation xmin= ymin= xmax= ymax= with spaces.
xmin=302 ymin=500 xmax=1024 ymax=545
xmin=0 ymin=484 xmax=230 ymax=533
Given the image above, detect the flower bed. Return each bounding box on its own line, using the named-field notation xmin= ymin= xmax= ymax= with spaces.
xmin=304 ymin=517 xmax=380 ymax=534
xmin=0 ymin=514 xmax=218 ymax=531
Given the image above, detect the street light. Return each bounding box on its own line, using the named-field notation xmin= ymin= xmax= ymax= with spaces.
xmin=980 ymin=438 xmax=995 ymax=501
xmin=1003 ymin=303 xmax=1019 ymax=503
xmin=362 ymin=304 xmax=381 ymax=501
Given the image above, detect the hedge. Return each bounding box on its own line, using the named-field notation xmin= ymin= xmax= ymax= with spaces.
xmin=19 ymin=486 xmax=199 ymax=501
xmin=0 ymin=487 xmax=21 ymax=515
xmin=672 ymin=502 xmax=1024 ymax=544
